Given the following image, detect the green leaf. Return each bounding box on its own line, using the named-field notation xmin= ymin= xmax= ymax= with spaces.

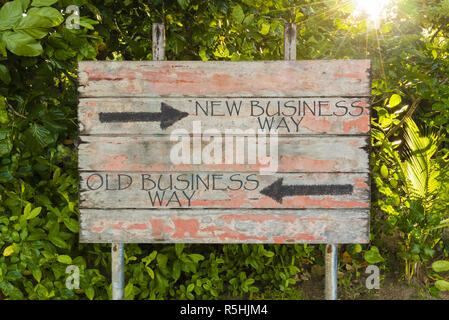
xmin=156 ymin=253 xmax=168 ymax=267
xmin=188 ymin=254 xmax=205 ymax=263
xmin=172 ymin=260 xmax=181 ymax=281
xmin=231 ymin=5 xmax=244 ymax=23
xmin=78 ymin=17 xmax=98 ymax=30
xmin=85 ymin=286 xmax=95 ymax=300
xmin=0 ymin=135 xmax=13 ymax=156
xmin=435 ymin=280 xmax=449 ymax=291
xmin=26 ymin=7 xmax=63 ymax=27
xmin=31 ymin=0 xmax=58 ymax=6
xmin=3 ymin=245 xmax=14 ymax=256
xmin=0 ymin=0 xmax=24 ymax=31
xmin=18 ymin=0 xmax=30 ymax=11
xmin=380 ymin=164 xmax=389 ymax=178
xmin=145 ymin=266 xmax=154 ymax=279
xmin=31 ymin=267 xmax=42 ymax=282
xmin=0 ymin=281 xmax=24 ymax=299
xmin=49 ymin=234 xmax=68 ymax=248
xmin=175 ymin=243 xmax=184 ymax=256
xmin=431 ymin=49 xmax=437 ymax=60
xmin=142 ymin=251 xmax=157 ymax=268
xmin=263 ymin=250 xmax=274 ymax=258
xmin=14 ymin=14 xmax=52 ymax=32
xmin=57 ymin=255 xmax=72 ymax=264
xmin=0 ymin=39 xmax=6 ymax=57
xmin=27 ymin=123 xmax=56 ymax=146
xmin=0 ymin=96 xmax=9 ymax=124
xmin=0 ymin=64 xmax=11 ymax=85
xmin=260 ymin=22 xmax=270 ymax=35
xmin=63 ymin=218 xmax=79 ymax=233
xmin=432 ymin=260 xmax=449 ymax=273
xmin=364 ymin=246 xmax=384 ymax=264
xmin=24 ymin=206 xmax=41 ymax=220
xmin=351 ymin=244 xmax=362 ymax=254
xmin=2 ymin=30 xmax=43 ymax=56
xmin=177 ymin=0 xmax=190 ymax=10
xmin=124 ymin=282 xmax=134 ymax=300
xmin=23 ymin=203 xmax=32 ymax=217
xmin=389 ymin=94 xmax=402 ymax=108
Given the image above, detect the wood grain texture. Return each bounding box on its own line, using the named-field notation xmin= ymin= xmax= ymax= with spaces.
xmin=152 ymin=23 xmax=165 ymax=61
xmin=284 ymin=23 xmax=296 ymax=61
xmin=79 ymin=172 xmax=369 ymax=209
xmin=79 ymin=209 xmax=369 ymax=243
xmin=78 ymin=60 xmax=371 ymax=98
xmin=78 ymin=98 xmax=370 ymax=135
xmin=78 ymin=135 xmax=369 ymax=173
xmin=77 ymin=58 xmax=371 ymax=244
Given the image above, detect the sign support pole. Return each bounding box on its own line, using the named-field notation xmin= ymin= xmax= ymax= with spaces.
xmin=152 ymin=23 xmax=165 ymax=61
xmin=283 ymin=22 xmax=339 ymax=300
xmin=284 ymin=22 xmax=296 ymax=60
xmin=325 ymin=243 xmax=338 ymax=300
xmin=110 ymin=22 xmax=165 ymax=301
xmin=111 ymin=243 xmax=124 ymax=299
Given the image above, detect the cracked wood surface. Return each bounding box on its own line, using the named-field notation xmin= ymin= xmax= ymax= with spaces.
xmin=78 ymin=60 xmax=371 ymax=243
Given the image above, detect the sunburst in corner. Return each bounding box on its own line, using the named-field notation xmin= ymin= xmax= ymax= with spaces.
xmin=353 ymin=0 xmax=393 ymax=28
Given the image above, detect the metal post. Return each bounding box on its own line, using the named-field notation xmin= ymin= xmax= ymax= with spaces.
xmin=111 ymin=243 xmax=124 ymax=300
xmin=325 ymin=243 xmax=338 ymax=300
xmin=110 ymin=23 xmax=165 ymax=301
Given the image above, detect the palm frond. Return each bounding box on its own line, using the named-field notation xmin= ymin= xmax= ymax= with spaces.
xmin=400 ymin=118 xmax=440 ymax=202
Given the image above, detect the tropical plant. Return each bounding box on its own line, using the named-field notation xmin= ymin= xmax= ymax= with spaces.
xmin=429 ymin=259 xmax=449 ymax=297
xmin=373 ymin=116 xmax=449 ymax=280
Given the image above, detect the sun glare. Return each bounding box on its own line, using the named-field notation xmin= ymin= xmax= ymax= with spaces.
xmin=353 ymin=0 xmax=392 ymax=27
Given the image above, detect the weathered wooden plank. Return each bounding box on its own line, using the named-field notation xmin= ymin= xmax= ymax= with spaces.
xmin=78 ymin=60 xmax=371 ymax=98
xmin=152 ymin=23 xmax=165 ymax=61
xmin=79 ymin=172 xmax=369 ymax=209
xmin=78 ymin=136 xmax=369 ymax=173
xmin=284 ymin=23 xmax=296 ymax=61
xmin=78 ymin=98 xmax=370 ymax=135
xmin=79 ymin=209 xmax=370 ymax=243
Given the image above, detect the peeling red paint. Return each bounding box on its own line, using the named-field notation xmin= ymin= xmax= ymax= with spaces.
xmin=219 ymin=213 xmax=297 ymax=224
xmin=127 ymin=223 xmax=148 ymax=230
xmin=149 ymin=219 xmax=173 ymax=237
xmin=91 ymin=226 xmax=104 ymax=232
xmin=354 ymin=178 xmax=369 ymax=189
xmin=78 ymin=60 xmax=371 ymax=244
xmin=272 ymin=233 xmax=319 ymax=243
xmin=110 ymin=222 xmax=124 ymax=230
xmin=201 ymin=226 xmax=269 ymax=241
xmin=171 ymin=218 xmax=200 ymax=238
xmin=342 ymin=115 xmax=370 ymax=133
xmin=81 ymin=61 xmax=370 ymax=97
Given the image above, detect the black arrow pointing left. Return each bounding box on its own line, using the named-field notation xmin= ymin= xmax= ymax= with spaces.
xmin=99 ymin=102 xmax=189 ymax=129
xmin=260 ymin=178 xmax=353 ymax=204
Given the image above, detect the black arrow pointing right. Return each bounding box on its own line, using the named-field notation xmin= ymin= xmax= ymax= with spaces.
xmin=260 ymin=178 xmax=353 ymax=204
xmin=99 ymin=102 xmax=189 ymax=129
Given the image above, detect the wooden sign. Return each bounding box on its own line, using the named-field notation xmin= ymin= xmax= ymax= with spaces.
xmin=78 ymin=60 xmax=371 ymax=244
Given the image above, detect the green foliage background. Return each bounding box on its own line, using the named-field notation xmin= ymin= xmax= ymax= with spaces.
xmin=0 ymin=0 xmax=449 ymax=299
